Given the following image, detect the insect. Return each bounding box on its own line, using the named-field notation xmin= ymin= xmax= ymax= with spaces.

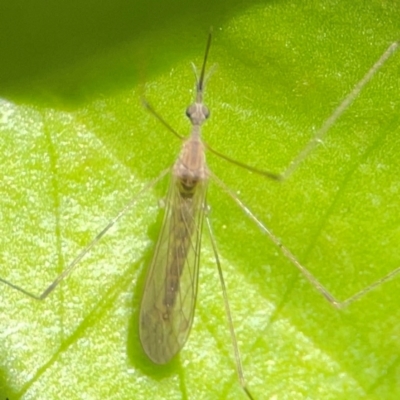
xmin=0 ymin=30 xmax=399 ymax=399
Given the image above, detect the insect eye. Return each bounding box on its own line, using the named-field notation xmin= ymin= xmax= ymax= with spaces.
xmin=185 ymin=105 xmax=193 ymax=117
xmin=202 ymin=105 xmax=210 ymax=119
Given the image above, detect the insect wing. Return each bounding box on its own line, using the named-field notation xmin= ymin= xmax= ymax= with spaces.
xmin=139 ymin=175 xmax=207 ymax=364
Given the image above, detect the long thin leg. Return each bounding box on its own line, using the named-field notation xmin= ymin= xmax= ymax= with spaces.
xmin=211 ymin=172 xmax=400 ymax=309
xmin=280 ymin=40 xmax=399 ymax=181
xmin=0 ymin=169 xmax=170 ymax=300
xmin=148 ymin=41 xmax=399 ymax=184
xmin=205 ymin=213 xmax=255 ymax=400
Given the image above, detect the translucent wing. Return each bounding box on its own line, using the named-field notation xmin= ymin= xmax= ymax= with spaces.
xmin=139 ymin=174 xmax=207 ymax=364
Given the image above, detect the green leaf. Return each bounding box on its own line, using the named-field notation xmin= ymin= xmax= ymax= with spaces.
xmin=1 ymin=1 xmax=399 ymax=399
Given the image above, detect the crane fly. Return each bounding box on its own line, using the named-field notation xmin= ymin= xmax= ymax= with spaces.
xmin=0 ymin=29 xmax=399 ymax=400
xmin=138 ymin=36 xmax=210 ymax=362
xmin=139 ymin=32 xmax=261 ymax=398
